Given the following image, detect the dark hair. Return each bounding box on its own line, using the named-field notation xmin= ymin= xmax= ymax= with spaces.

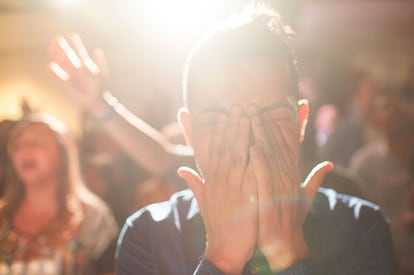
xmin=0 ymin=120 xmax=18 ymax=197
xmin=0 ymin=114 xmax=92 ymax=227
xmin=183 ymin=4 xmax=299 ymax=111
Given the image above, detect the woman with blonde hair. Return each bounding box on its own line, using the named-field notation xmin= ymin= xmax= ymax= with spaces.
xmin=0 ymin=113 xmax=118 ymax=275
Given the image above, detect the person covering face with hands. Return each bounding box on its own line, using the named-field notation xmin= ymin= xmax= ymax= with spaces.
xmin=177 ymin=57 xmax=328 ymax=273
xmin=115 ymin=5 xmax=396 ymax=275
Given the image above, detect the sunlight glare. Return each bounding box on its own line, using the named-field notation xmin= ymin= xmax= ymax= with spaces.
xmin=140 ymin=0 xmax=217 ymax=35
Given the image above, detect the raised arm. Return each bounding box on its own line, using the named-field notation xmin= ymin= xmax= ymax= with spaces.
xmin=48 ymin=34 xmax=191 ymax=177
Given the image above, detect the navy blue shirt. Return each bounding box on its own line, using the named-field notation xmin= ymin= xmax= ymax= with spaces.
xmin=116 ymin=188 xmax=396 ymax=274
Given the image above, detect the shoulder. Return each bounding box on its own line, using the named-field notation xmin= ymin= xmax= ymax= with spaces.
xmin=307 ymin=187 xmax=391 ymax=246
xmin=117 ymin=189 xmax=198 ymax=253
xmin=307 ymin=187 xmax=391 ymax=249
xmin=121 ymin=189 xmax=197 ymax=234
xmin=313 ymin=187 xmax=384 ymax=223
xmin=305 ymin=188 xmax=396 ymax=274
xmin=116 ymin=189 xmax=199 ymax=274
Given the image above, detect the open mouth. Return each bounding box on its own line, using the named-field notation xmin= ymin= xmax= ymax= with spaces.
xmin=20 ymin=159 xmax=37 ymax=170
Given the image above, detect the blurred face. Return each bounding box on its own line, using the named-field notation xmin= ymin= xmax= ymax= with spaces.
xmin=9 ymin=123 xmax=61 ymax=186
xmin=182 ymin=58 xmax=303 ymax=175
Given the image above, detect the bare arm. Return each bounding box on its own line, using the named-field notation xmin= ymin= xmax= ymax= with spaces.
xmin=48 ymin=34 xmax=191 ymax=176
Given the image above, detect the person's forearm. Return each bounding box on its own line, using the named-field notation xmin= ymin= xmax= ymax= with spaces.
xmin=91 ymin=91 xmax=177 ymax=176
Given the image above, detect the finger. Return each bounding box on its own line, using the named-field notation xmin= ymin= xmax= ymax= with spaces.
xmin=215 ymin=106 xmax=242 ymax=184
xmin=263 ymin=115 xmax=298 ymax=186
xmin=206 ymin=113 xmax=227 ymax=177
xmin=48 ymin=36 xmax=65 ymax=59
xmin=55 ymin=35 xmax=82 ymax=69
xmin=48 ymin=36 xmax=76 ymax=74
xmin=93 ymin=49 xmax=109 ymax=78
xmin=264 ymin=112 xmax=297 ymax=165
xmin=70 ymin=34 xmax=100 ymax=75
xmin=263 ymin=107 xmax=302 ymax=194
xmin=240 ymin=163 xmax=258 ymax=210
xmin=249 ymin=105 xmax=279 ymax=198
xmin=227 ymin=113 xmax=250 ymax=185
xmin=177 ymin=166 xmax=204 ymax=209
xmin=302 ymin=161 xmax=334 ymax=205
xmin=69 ymin=33 xmax=90 ymax=60
xmin=249 ymin=105 xmax=270 ymax=158
xmin=192 ymin=116 xmax=215 ymax=178
xmin=263 ymin=117 xmax=292 ymax=170
xmin=48 ymin=62 xmax=69 ymax=81
xmin=48 ymin=62 xmax=84 ymax=97
xmin=249 ymin=145 xmax=272 ymax=209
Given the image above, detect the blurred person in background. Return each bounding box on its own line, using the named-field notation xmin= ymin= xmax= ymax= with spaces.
xmin=349 ymin=78 xmax=414 ymax=275
xmin=48 ymin=34 xmax=195 ymax=212
xmin=0 ymin=99 xmax=34 ymax=198
xmin=297 ymin=66 xmax=367 ymax=199
xmin=48 ymin=33 xmax=194 ymax=179
xmin=79 ymin=124 xmax=150 ymax=226
xmin=302 ymin=62 xmax=383 ymax=169
xmin=0 ymin=119 xmax=18 ymax=198
xmin=0 ymin=113 xmax=118 ymax=275
xmin=319 ymin=71 xmax=383 ymax=168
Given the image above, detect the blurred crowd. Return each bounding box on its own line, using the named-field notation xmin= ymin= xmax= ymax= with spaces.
xmin=0 ymin=4 xmax=414 ymax=275
xmin=299 ymin=61 xmax=414 ymax=274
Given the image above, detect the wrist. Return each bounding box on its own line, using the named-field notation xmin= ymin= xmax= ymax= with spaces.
xmin=262 ymin=233 xmax=309 ymax=272
xmin=204 ymin=248 xmax=247 ymax=275
xmin=93 ymin=91 xmax=118 ymax=124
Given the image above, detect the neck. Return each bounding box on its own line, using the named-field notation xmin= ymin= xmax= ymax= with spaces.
xmin=21 ymin=179 xmax=59 ymax=214
xmin=13 ymin=179 xmax=62 ymax=235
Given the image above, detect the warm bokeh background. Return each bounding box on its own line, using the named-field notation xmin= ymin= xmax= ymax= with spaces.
xmin=1 ymin=0 xmax=414 ymax=137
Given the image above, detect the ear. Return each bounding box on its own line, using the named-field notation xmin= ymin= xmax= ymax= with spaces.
xmin=177 ymin=107 xmax=193 ymax=149
xmin=297 ymin=99 xmax=309 ymax=143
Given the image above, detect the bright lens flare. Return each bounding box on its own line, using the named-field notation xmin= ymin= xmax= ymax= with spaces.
xmin=57 ymin=0 xmax=82 ymax=5
xmin=141 ymin=0 xmax=217 ymax=34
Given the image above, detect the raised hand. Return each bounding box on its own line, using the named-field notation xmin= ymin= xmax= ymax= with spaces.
xmin=48 ymin=34 xmax=184 ymax=177
xmin=48 ymin=34 xmax=109 ymax=116
xmin=248 ymin=103 xmax=333 ymax=272
xmin=178 ymin=107 xmax=257 ymax=274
